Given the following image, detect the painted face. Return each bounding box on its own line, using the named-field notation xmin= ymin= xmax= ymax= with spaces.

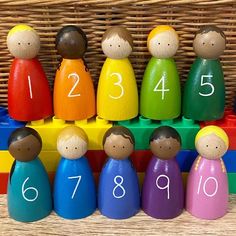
xmin=104 ymin=134 xmax=134 ymax=160
xmin=7 ymin=30 xmax=40 ymax=59
xmin=195 ymin=133 xmax=227 ymax=160
xmin=57 ymin=135 xmax=87 ymax=159
xmin=148 ymin=30 xmax=179 ymax=58
xmin=102 ymin=34 xmax=132 ymax=59
xmin=56 ymin=30 xmax=87 ymax=59
xmin=150 ymin=137 xmax=181 ymax=160
xmin=9 ymin=135 xmax=42 ymax=162
xmin=193 ymin=31 xmax=225 ymax=59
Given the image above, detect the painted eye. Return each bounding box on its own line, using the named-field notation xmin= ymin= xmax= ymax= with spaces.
xmin=168 ymin=147 xmax=171 ymax=150
xmin=113 ymin=145 xmax=115 ymax=148
xmin=216 ymin=146 xmax=218 ymax=149
xmin=75 ymin=147 xmax=78 ymax=150
xmin=18 ymin=148 xmax=21 ymax=151
xmin=203 ymin=42 xmax=205 ymax=45
xmin=110 ymin=44 xmax=112 ymax=47
xmin=168 ymin=43 xmax=170 ymax=46
xmin=158 ymin=42 xmax=160 ymax=45
xmin=28 ymin=42 xmax=31 ymax=45
xmin=66 ymin=147 xmax=68 ymax=149
xmin=122 ymin=146 xmax=125 ymax=149
xmin=18 ymin=42 xmax=21 ymax=45
xmin=160 ymin=146 xmax=162 ymax=149
xmin=27 ymin=148 xmax=30 ymax=151
xmin=118 ymin=45 xmax=121 ymax=47
xmin=212 ymin=43 xmax=214 ymax=46
xmin=206 ymin=145 xmax=209 ymax=147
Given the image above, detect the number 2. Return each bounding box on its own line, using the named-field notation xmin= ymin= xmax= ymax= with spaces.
xmin=68 ymin=73 xmax=81 ymax=98
xmin=68 ymin=175 xmax=82 ymax=199
xmin=109 ymin=73 xmax=124 ymax=99
xmin=153 ymin=76 xmax=170 ymax=100
xmin=199 ymin=75 xmax=215 ymax=97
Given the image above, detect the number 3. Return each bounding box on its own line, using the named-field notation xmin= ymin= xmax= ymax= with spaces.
xmin=199 ymin=75 xmax=215 ymax=97
xmin=109 ymin=73 xmax=124 ymax=99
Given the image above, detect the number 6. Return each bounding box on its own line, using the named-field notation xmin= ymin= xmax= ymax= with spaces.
xmin=22 ymin=177 xmax=39 ymax=202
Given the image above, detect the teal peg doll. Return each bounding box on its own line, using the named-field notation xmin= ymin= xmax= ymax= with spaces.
xmin=140 ymin=25 xmax=181 ymax=120
xmin=183 ymin=26 xmax=226 ymax=121
xmin=7 ymin=127 xmax=52 ymax=222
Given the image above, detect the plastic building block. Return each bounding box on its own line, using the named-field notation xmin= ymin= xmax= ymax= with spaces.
xmin=27 ymin=116 xmax=112 ymax=150
xmin=200 ymin=110 xmax=236 ymax=150
xmin=0 ymin=151 xmax=14 ymax=172
xmin=0 ymin=107 xmax=26 ymax=150
xmin=228 ymin=173 xmax=236 ymax=194
xmin=117 ymin=116 xmax=200 ymax=150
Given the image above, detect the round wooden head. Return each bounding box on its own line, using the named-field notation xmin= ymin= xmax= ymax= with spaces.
xmin=57 ymin=126 xmax=88 ymax=159
xmin=101 ymin=26 xmax=133 ymax=59
xmin=195 ymin=125 xmax=229 ymax=160
xmin=8 ymin=127 xmax=42 ymax=162
xmin=147 ymin=25 xmax=179 ymax=58
xmin=149 ymin=126 xmax=181 ymax=160
xmin=193 ymin=25 xmax=226 ymax=59
xmin=55 ymin=25 xmax=87 ymax=59
xmin=103 ymin=126 xmax=135 ymax=160
xmin=7 ymin=24 xmax=40 ymax=59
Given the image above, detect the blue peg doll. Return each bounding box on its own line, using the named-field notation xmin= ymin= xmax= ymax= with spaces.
xmin=98 ymin=126 xmax=140 ymax=219
xmin=7 ymin=127 xmax=52 ymax=222
xmin=53 ymin=126 xmax=96 ymax=219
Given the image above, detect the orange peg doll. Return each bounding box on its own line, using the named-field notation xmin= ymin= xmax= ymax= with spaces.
xmin=53 ymin=26 xmax=95 ymax=121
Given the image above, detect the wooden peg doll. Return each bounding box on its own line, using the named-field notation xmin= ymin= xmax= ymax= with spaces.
xmin=7 ymin=25 xmax=53 ymax=122
xmin=97 ymin=26 xmax=138 ymax=121
xmin=142 ymin=126 xmax=184 ymax=219
xmin=7 ymin=127 xmax=52 ymax=222
xmin=183 ymin=26 xmax=226 ymax=121
xmin=140 ymin=26 xmax=181 ymax=120
xmin=98 ymin=126 xmax=140 ymax=219
xmin=53 ymin=126 xmax=96 ymax=219
xmin=53 ymin=26 xmax=95 ymax=121
xmin=186 ymin=126 xmax=229 ymax=220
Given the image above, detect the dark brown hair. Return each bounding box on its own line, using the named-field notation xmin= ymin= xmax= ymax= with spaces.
xmin=195 ymin=25 xmax=226 ymax=40
xmin=102 ymin=26 xmax=133 ymax=48
xmin=103 ymin=126 xmax=135 ymax=146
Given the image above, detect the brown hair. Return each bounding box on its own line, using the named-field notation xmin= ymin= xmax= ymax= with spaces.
xmin=103 ymin=126 xmax=135 ymax=146
xmin=102 ymin=26 xmax=133 ymax=48
xmin=195 ymin=25 xmax=226 ymax=40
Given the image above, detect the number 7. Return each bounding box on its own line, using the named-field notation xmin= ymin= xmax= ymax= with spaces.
xmin=68 ymin=175 xmax=82 ymax=199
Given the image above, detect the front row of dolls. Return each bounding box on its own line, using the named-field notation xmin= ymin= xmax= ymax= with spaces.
xmin=7 ymin=125 xmax=229 ymax=222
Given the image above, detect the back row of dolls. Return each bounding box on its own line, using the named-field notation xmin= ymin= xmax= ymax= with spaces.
xmin=7 ymin=24 xmax=226 ymax=123
xmin=8 ymin=124 xmax=229 ymax=222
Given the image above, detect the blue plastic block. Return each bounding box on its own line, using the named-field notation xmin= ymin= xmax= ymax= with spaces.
xmin=0 ymin=107 xmax=26 ymax=150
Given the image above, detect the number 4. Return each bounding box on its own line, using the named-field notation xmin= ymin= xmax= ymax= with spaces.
xmin=153 ymin=76 xmax=170 ymax=100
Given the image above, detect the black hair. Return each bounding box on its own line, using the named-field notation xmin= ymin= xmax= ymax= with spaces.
xmin=149 ymin=126 xmax=181 ymax=144
xmin=8 ymin=127 xmax=42 ymax=148
xmin=103 ymin=126 xmax=135 ymax=146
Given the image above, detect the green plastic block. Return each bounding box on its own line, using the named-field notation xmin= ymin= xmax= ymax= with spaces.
xmin=228 ymin=173 xmax=236 ymax=194
xmin=117 ymin=116 xmax=200 ymax=150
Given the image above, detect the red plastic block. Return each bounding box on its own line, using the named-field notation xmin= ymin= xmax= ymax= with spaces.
xmin=131 ymin=150 xmax=152 ymax=172
xmin=87 ymin=150 xmax=107 ymax=172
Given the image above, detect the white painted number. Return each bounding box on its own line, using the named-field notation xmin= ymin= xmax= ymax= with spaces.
xmin=109 ymin=73 xmax=124 ymax=99
xmin=27 ymin=76 xmax=33 ymax=99
xmin=156 ymin=175 xmax=170 ymax=200
xmin=113 ymin=175 xmax=126 ymax=199
xmin=197 ymin=175 xmax=218 ymax=197
xmin=199 ymin=75 xmax=215 ymax=97
xmin=68 ymin=175 xmax=82 ymax=199
xmin=153 ymin=76 xmax=170 ymax=100
xmin=22 ymin=177 xmax=39 ymax=202
xmin=68 ymin=73 xmax=81 ymax=98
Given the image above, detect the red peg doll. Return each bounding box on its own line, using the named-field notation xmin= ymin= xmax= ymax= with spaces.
xmin=7 ymin=25 xmax=53 ymax=122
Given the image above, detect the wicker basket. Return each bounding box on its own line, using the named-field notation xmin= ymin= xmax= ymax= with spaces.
xmin=0 ymin=0 xmax=235 ymax=108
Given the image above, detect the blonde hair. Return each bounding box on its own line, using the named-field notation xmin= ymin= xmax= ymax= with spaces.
xmin=8 ymin=24 xmax=35 ymax=38
xmin=147 ymin=25 xmax=178 ymax=47
xmin=57 ymin=126 xmax=88 ymax=144
xmin=195 ymin=125 xmax=229 ymax=148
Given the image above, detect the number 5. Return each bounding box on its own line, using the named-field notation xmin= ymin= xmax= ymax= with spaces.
xmin=199 ymin=75 xmax=215 ymax=97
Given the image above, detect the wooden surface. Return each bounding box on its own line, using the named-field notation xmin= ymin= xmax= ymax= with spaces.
xmin=1 ymin=195 xmax=236 ymax=236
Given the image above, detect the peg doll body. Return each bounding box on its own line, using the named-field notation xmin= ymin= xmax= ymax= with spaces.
xmin=7 ymin=25 xmax=53 ymax=121
xmin=97 ymin=26 xmax=138 ymax=121
xmin=7 ymin=127 xmax=52 ymax=222
xmin=140 ymin=26 xmax=181 ymax=120
xmin=183 ymin=26 xmax=226 ymax=121
xmin=98 ymin=126 xmax=140 ymax=219
xmin=53 ymin=126 xmax=96 ymax=219
xmin=186 ymin=126 xmax=229 ymax=219
xmin=142 ymin=126 xmax=184 ymax=219
xmin=53 ymin=26 xmax=95 ymax=121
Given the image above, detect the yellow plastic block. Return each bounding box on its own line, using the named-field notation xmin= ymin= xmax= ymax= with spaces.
xmin=27 ymin=116 xmax=112 ymax=150
xmin=0 ymin=151 xmax=14 ymax=173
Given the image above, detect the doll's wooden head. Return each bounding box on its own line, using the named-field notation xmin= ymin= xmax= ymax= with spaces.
xmin=7 ymin=24 xmax=40 ymax=59
xmin=193 ymin=25 xmax=226 ymax=59
xmin=103 ymin=126 xmax=135 ymax=160
xmin=147 ymin=25 xmax=179 ymax=59
xmin=149 ymin=126 xmax=181 ymax=160
xmin=8 ymin=127 xmax=42 ymax=162
xmin=55 ymin=25 xmax=87 ymax=59
xmin=57 ymin=126 xmax=88 ymax=159
xmin=195 ymin=125 xmax=229 ymax=160
xmin=101 ymin=26 xmax=133 ymax=59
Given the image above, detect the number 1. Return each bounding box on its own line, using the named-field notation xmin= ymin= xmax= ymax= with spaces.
xmin=68 ymin=175 xmax=82 ymax=199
